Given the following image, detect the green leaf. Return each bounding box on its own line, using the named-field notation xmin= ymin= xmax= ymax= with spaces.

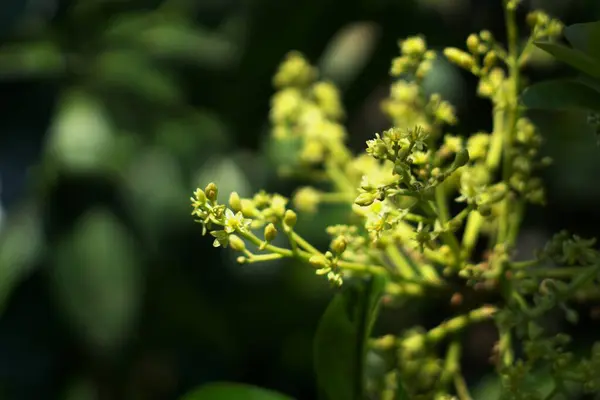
xmin=195 ymin=156 xmax=252 ymax=203
xmin=50 ymin=208 xmax=141 ymax=355
xmin=122 ymin=148 xmax=188 ymax=251
xmin=92 ymin=50 xmax=182 ymax=106
xmin=564 ymin=21 xmax=600 ymax=61
xmin=521 ymin=79 xmax=600 ymax=111
xmin=319 ymin=22 xmax=380 ymax=88
xmin=314 ymin=274 xmax=387 ymax=400
xmin=103 ymin=15 xmax=239 ymax=70
xmin=179 ymin=382 xmax=294 ymax=400
xmin=534 ymin=41 xmax=600 ymax=79
xmin=0 ymin=201 xmax=44 ymax=313
xmin=46 ymin=89 xmax=115 ymax=174
xmin=0 ymin=42 xmax=64 ymax=79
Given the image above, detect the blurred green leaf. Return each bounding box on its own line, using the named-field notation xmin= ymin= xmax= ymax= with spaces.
xmin=62 ymin=377 xmax=98 ymax=400
xmin=50 ymin=208 xmax=141 ymax=354
xmin=0 ymin=201 xmax=44 ymax=313
xmin=521 ymin=79 xmax=600 ymax=111
xmin=103 ymin=14 xmax=238 ymax=70
xmin=564 ymin=21 xmax=600 ymax=61
xmin=195 ymin=156 xmax=252 ymax=203
xmin=46 ymin=89 xmax=115 ymax=174
xmin=0 ymin=42 xmax=64 ymax=79
xmin=319 ymin=22 xmax=380 ymax=88
xmin=122 ymin=148 xmax=188 ymax=249
xmin=92 ymin=50 xmax=182 ymax=106
xmin=137 ymin=24 xmax=239 ymax=69
xmin=534 ymin=41 xmax=600 ymax=78
xmin=314 ymin=275 xmax=387 ymax=400
xmin=470 ymin=374 xmax=501 ymax=400
xmin=266 ymin=137 xmax=303 ymax=170
xmin=180 ymin=382 xmax=294 ymax=400
xmin=154 ymin=112 xmax=230 ymax=166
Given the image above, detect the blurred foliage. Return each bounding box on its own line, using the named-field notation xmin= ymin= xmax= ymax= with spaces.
xmin=0 ymin=0 xmax=599 ymax=399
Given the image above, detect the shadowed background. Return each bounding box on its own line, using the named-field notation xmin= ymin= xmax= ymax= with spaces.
xmin=0 ymin=0 xmax=599 ymax=399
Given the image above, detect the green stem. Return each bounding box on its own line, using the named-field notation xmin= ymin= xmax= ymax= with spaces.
xmin=401 ymin=306 xmax=497 ymax=349
xmin=435 ymin=184 xmax=450 ymax=224
xmin=518 ymin=266 xmax=589 ymax=279
xmin=386 ymin=244 xmax=418 ymax=278
xmin=421 ymin=201 xmax=462 ymax=260
xmin=246 ymin=253 xmax=284 ymax=262
xmin=290 ymin=231 xmax=320 ymax=255
xmin=438 ymin=340 xmax=461 ymax=393
xmin=454 ymin=374 xmax=473 ymax=400
xmin=318 ymin=192 xmax=355 ymax=203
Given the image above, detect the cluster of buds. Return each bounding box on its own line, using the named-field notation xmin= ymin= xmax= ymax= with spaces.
xmin=444 ymin=30 xmax=500 ymax=78
xmin=383 ymin=36 xmax=457 ymax=137
xmin=538 ymin=230 xmax=599 ymax=266
xmin=270 ymin=51 xmax=350 ymax=167
xmin=509 ymin=118 xmax=551 ymax=205
xmin=526 ymin=10 xmax=564 ymax=41
xmin=359 ymin=126 xmax=470 ymax=208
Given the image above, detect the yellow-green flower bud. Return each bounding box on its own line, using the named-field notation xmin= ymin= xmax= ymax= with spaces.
xmin=264 ymin=223 xmax=278 ymax=242
xmin=443 ymin=47 xmax=475 ymax=70
xmin=229 ymin=192 xmax=242 ymax=212
xmin=273 ymin=51 xmax=317 ymax=88
xmin=309 ymin=255 xmax=329 ymax=267
xmin=194 ymin=188 xmax=206 ymax=204
xmin=483 ymin=51 xmax=497 ymax=69
xmin=283 ymin=209 xmax=297 ymax=229
xmin=229 ymin=234 xmax=246 ymax=251
xmin=401 ymin=36 xmax=426 ymax=56
xmin=293 ymin=186 xmax=321 ymax=213
xmin=240 ymin=199 xmax=259 ymax=218
xmin=452 ymin=149 xmax=470 ymax=168
xmin=312 ymin=81 xmax=343 ymax=119
xmin=355 ymin=192 xmax=377 ymax=207
xmin=466 ymin=34 xmax=480 ymax=53
xmin=479 ymin=30 xmax=492 ymax=42
xmin=205 ymin=182 xmax=218 ymax=202
xmin=331 ymin=236 xmax=348 ymax=255
xmin=478 ymin=204 xmax=492 ymax=217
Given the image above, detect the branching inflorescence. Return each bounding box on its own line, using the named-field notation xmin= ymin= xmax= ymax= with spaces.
xmin=191 ymin=1 xmax=600 ymax=399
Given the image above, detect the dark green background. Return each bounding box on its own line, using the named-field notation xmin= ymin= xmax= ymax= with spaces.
xmin=0 ymin=0 xmax=599 ymax=399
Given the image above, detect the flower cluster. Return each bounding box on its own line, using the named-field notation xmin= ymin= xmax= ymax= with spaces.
xmin=270 ymin=51 xmax=350 ymax=167
xmin=384 ymin=36 xmax=457 ymax=138
xmin=191 ymin=3 xmax=600 ymax=399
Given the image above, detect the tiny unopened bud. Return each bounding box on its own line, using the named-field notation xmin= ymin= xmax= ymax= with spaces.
xmin=443 ymin=47 xmax=475 ymax=70
xmin=205 ymin=182 xmax=218 ymax=202
xmin=264 ymin=223 xmax=278 ymax=242
xmin=229 ymin=192 xmax=242 ymax=212
xmin=372 ymin=334 xmax=396 ymax=350
xmin=483 ymin=51 xmax=497 ymax=69
xmin=229 ymin=234 xmax=246 ymax=251
xmin=452 ymin=148 xmax=470 ymax=168
xmin=478 ymin=204 xmax=492 ymax=217
xmin=236 ymin=256 xmax=247 ymax=264
xmin=355 ymin=192 xmax=377 ymax=207
xmin=309 ymin=255 xmax=329 ymax=267
xmin=466 ymin=34 xmax=480 ymax=53
xmin=283 ymin=209 xmax=297 ymax=229
xmin=450 ymin=292 xmax=463 ymax=307
xmin=565 ymin=308 xmax=579 ymax=324
xmin=479 ymin=30 xmax=492 ymax=42
xmin=194 ymin=188 xmax=207 ymax=203
xmin=240 ymin=199 xmax=258 ymax=218
xmin=331 ymin=236 xmax=348 ymax=255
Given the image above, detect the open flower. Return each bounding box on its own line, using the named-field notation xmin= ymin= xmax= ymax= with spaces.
xmin=224 ymin=209 xmax=251 ymax=234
